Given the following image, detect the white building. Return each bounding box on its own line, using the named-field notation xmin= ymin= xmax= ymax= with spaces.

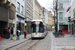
xmin=16 ymin=0 xmax=25 ymax=34
xmin=25 ymin=0 xmax=33 ymax=21
xmin=25 ymin=0 xmax=33 ymax=34
xmin=44 ymin=8 xmax=48 ymax=26
xmin=57 ymin=0 xmax=69 ymax=32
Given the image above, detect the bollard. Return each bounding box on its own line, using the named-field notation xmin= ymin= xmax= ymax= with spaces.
xmin=14 ymin=35 xmax=16 ymax=40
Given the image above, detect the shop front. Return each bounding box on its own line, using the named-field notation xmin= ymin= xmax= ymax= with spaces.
xmin=59 ymin=25 xmax=68 ymax=33
xmin=16 ymin=15 xmax=25 ymax=34
xmin=0 ymin=21 xmax=7 ymax=38
xmin=0 ymin=5 xmax=8 ymax=38
xmin=17 ymin=22 xmax=24 ymax=34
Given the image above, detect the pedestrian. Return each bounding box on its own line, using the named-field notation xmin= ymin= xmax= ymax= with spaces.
xmin=8 ymin=27 xmax=11 ymax=38
xmin=16 ymin=29 xmax=20 ymax=40
xmin=24 ymin=30 xmax=27 ymax=38
xmin=10 ymin=27 xmax=13 ymax=40
xmin=5 ymin=28 xmax=9 ymax=39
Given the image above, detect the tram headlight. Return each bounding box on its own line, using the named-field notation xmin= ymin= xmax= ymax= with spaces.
xmin=32 ymin=33 xmax=33 ymax=35
xmin=40 ymin=33 xmax=42 ymax=35
xmin=32 ymin=33 xmax=34 ymax=36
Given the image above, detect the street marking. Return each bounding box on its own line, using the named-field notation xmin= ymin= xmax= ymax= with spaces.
xmin=49 ymin=31 xmax=54 ymax=50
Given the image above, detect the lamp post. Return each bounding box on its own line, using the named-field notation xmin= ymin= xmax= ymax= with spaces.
xmin=70 ymin=21 xmax=74 ymax=36
xmin=13 ymin=19 xmax=16 ymax=41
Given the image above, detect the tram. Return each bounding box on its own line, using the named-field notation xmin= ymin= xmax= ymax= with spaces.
xmin=31 ymin=20 xmax=48 ymax=38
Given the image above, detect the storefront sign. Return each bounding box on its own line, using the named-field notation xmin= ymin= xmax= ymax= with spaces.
xmin=63 ymin=23 xmax=66 ymax=25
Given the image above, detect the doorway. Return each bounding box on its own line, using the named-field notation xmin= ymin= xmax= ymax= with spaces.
xmin=0 ymin=21 xmax=7 ymax=37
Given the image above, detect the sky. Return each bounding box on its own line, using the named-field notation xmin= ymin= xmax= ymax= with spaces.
xmin=37 ymin=0 xmax=53 ymax=11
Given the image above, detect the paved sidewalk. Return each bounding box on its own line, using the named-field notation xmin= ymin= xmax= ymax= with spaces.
xmin=51 ymin=31 xmax=75 ymax=50
xmin=0 ymin=34 xmax=31 ymax=50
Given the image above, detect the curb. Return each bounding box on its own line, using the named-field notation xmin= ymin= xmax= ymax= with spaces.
xmin=5 ymin=38 xmax=31 ymax=50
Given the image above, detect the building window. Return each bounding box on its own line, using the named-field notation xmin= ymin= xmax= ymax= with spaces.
xmin=59 ymin=3 xmax=63 ymax=9
xmin=59 ymin=12 xmax=63 ymax=21
xmin=21 ymin=6 xmax=24 ymax=15
xmin=17 ymin=2 xmax=20 ymax=13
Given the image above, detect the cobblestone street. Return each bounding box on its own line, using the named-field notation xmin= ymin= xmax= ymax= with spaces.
xmin=1 ymin=31 xmax=75 ymax=50
xmin=7 ymin=32 xmax=51 ymax=50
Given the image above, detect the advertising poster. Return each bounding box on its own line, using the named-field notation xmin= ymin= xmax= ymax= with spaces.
xmin=65 ymin=5 xmax=69 ymax=17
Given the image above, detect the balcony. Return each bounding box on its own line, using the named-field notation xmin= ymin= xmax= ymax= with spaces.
xmin=0 ymin=0 xmax=7 ymax=4
xmin=0 ymin=0 xmax=11 ymax=7
xmin=6 ymin=1 xmax=11 ymax=7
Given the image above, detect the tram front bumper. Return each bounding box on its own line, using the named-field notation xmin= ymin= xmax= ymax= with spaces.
xmin=31 ymin=33 xmax=44 ymax=38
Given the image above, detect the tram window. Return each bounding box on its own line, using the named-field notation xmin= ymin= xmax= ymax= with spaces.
xmin=39 ymin=24 xmax=44 ymax=32
xmin=31 ymin=24 xmax=36 ymax=32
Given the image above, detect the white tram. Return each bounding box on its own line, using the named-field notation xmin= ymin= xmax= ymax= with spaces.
xmin=31 ymin=20 xmax=48 ymax=38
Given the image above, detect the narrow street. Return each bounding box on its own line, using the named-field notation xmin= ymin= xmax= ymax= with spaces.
xmin=7 ymin=32 xmax=51 ymax=50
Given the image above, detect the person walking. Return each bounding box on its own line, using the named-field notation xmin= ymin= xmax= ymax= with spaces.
xmin=24 ymin=30 xmax=27 ymax=38
xmin=16 ymin=29 xmax=20 ymax=40
xmin=10 ymin=27 xmax=13 ymax=40
xmin=5 ymin=28 xmax=9 ymax=39
xmin=8 ymin=27 xmax=11 ymax=38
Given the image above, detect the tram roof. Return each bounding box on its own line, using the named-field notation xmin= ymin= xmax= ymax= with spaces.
xmin=31 ymin=20 xmax=43 ymax=22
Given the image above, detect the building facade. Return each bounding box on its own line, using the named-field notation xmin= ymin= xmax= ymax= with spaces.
xmin=48 ymin=11 xmax=54 ymax=30
xmin=67 ymin=0 xmax=75 ymax=34
xmin=25 ymin=0 xmax=33 ymax=21
xmin=43 ymin=8 xmax=48 ymax=26
xmin=25 ymin=0 xmax=33 ymax=34
xmin=33 ymin=0 xmax=44 ymax=20
xmin=0 ymin=0 xmax=16 ymax=37
xmin=16 ymin=0 xmax=25 ymax=34
xmin=57 ymin=0 xmax=69 ymax=33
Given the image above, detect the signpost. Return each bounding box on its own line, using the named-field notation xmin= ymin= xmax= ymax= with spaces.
xmin=13 ymin=20 xmax=16 ymax=40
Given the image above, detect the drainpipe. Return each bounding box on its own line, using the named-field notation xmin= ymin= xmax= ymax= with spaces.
xmin=8 ymin=8 xmax=9 ymax=28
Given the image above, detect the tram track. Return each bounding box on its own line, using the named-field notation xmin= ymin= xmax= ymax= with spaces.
xmin=16 ymin=39 xmax=34 ymax=50
xmin=7 ymin=38 xmax=41 ymax=50
xmin=27 ymin=39 xmax=41 ymax=50
xmin=17 ymin=39 xmax=41 ymax=50
xmin=6 ymin=32 xmax=52 ymax=50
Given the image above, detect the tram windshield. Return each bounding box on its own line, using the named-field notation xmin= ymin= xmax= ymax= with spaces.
xmin=31 ymin=21 xmax=44 ymax=33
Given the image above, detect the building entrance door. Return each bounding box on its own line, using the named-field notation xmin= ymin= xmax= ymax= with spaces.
xmin=0 ymin=21 xmax=7 ymax=37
